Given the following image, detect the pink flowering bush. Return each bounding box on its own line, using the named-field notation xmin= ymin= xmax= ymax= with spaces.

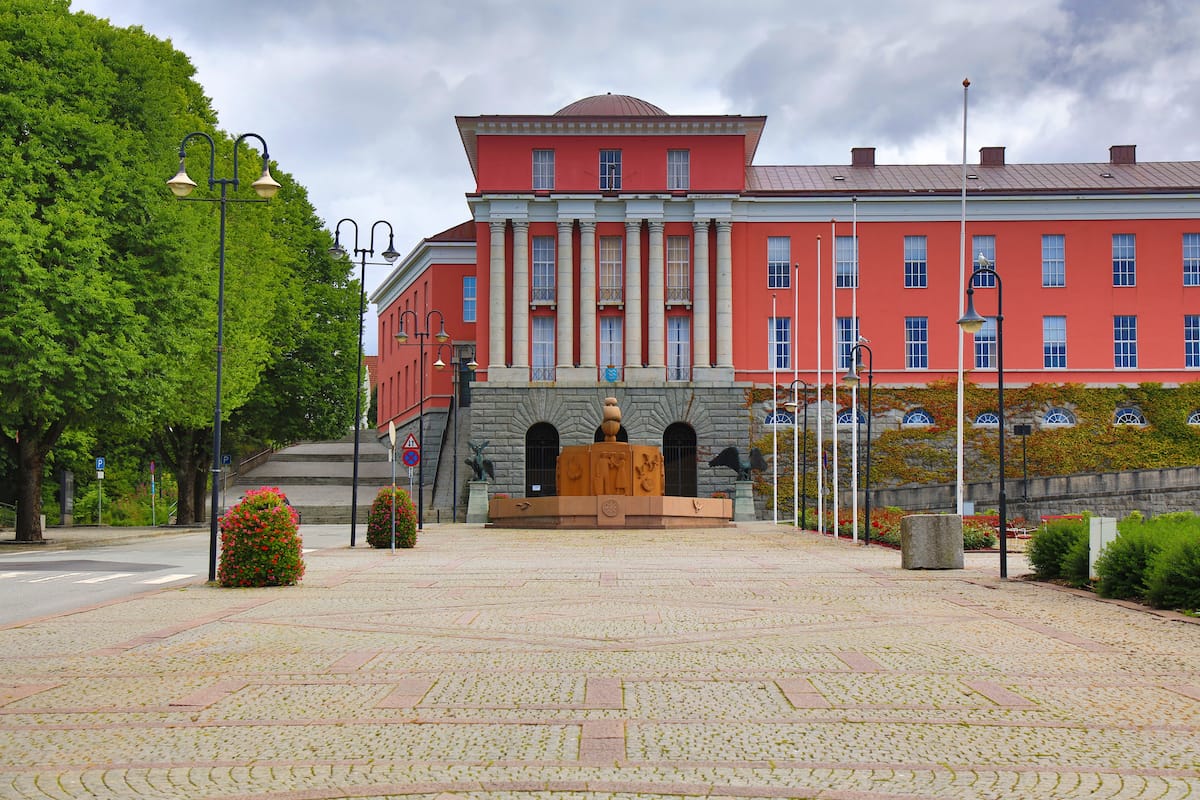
xmin=217 ymin=487 xmax=304 ymax=587
xmin=366 ymin=486 xmax=417 ymax=548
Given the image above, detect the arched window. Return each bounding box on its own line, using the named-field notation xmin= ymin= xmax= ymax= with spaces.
xmin=974 ymin=411 xmax=1000 ymax=427
xmin=1042 ymin=407 xmax=1076 ymax=426
xmin=1114 ymin=407 xmax=1147 ymax=425
xmin=765 ymin=411 xmax=795 ymax=426
xmin=525 ymin=423 xmax=560 ymax=497
xmin=1188 ymin=410 xmax=1200 ymax=426
xmin=663 ymin=422 xmax=698 ymax=497
xmin=902 ymin=408 xmax=934 ymax=426
xmin=837 ymin=408 xmax=866 ymax=425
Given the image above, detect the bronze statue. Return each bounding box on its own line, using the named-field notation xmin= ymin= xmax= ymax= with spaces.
xmin=465 ymin=440 xmax=494 ymax=481
xmin=709 ymin=446 xmax=767 ymax=481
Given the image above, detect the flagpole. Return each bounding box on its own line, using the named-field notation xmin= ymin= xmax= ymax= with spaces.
xmin=851 ymin=198 xmax=859 ymax=543
xmin=793 ymin=260 xmax=800 ymax=530
xmin=772 ymin=293 xmax=778 ymax=525
xmin=956 ymin=78 xmax=970 ymax=516
xmin=816 ymin=235 xmax=824 ymax=535
xmin=831 ymin=218 xmax=839 ymax=539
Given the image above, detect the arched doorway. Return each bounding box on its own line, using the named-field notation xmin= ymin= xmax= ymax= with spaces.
xmin=663 ymin=422 xmax=697 ymax=497
xmin=593 ymin=425 xmax=629 ymax=443
xmin=525 ymin=423 xmax=559 ymax=497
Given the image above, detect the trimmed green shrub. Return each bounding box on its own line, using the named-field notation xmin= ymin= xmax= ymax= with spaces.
xmin=366 ymin=486 xmax=417 ymax=549
xmin=1061 ymin=535 xmax=1092 ymax=588
xmin=962 ymin=519 xmax=998 ymax=551
xmin=1094 ymin=523 xmax=1164 ymax=600
xmin=217 ymin=487 xmax=304 ymax=587
xmin=1144 ymin=534 xmax=1200 ymax=611
xmin=1027 ymin=518 xmax=1087 ymax=579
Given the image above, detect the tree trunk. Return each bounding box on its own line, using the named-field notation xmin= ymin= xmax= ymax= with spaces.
xmin=165 ymin=427 xmax=210 ymax=525
xmin=16 ymin=429 xmax=45 ymax=542
xmin=192 ymin=468 xmax=208 ymax=525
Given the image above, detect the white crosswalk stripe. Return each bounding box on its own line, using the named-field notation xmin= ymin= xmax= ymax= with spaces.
xmin=139 ymin=574 xmax=196 ymax=585
xmin=77 ymin=573 xmax=135 ymax=584
xmin=27 ymin=572 xmax=84 ymax=583
xmin=0 ymin=572 xmax=31 ymax=580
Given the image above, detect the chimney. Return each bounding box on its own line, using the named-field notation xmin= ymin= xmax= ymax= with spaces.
xmin=851 ymin=147 xmax=875 ymax=168
xmin=1110 ymin=145 xmax=1136 ymax=165
xmin=979 ymin=146 xmax=1006 ymax=166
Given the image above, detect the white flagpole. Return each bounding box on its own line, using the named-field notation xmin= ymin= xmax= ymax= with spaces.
xmin=831 ymin=218 xmax=839 ymax=539
xmin=851 ymin=198 xmax=859 ymax=543
xmin=772 ymin=293 xmax=778 ymax=525
xmin=793 ymin=261 xmax=800 ymax=530
xmin=816 ymin=236 xmax=824 ymax=535
xmin=957 ymin=79 xmax=970 ymax=516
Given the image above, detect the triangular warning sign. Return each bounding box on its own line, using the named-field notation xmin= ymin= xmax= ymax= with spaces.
xmin=402 ymin=433 xmax=419 ymax=449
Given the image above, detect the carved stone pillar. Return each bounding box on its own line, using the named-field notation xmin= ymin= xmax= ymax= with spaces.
xmin=556 ymin=219 xmax=574 ymax=368
xmin=511 ymin=220 xmax=529 ymax=370
xmin=646 ymin=220 xmax=665 ymax=369
xmin=488 ymin=220 xmax=507 ymax=368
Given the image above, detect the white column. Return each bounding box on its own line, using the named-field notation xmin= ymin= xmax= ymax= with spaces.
xmin=692 ymin=219 xmax=711 ymax=367
xmin=715 ymin=220 xmax=734 ymax=368
xmin=556 ymin=219 xmax=574 ymax=368
xmin=579 ymin=221 xmax=597 ymax=370
xmin=488 ymin=220 xmax=507 ymax=368
xmin=625 ymin=219 xmax=643 ymax=368
xmin=646 ymin=220 xmax=665 ymax=369
xmin=511 ymin=220 xmax=529 ymax=369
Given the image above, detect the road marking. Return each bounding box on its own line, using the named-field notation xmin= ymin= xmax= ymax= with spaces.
xmin=140 ymin=574 xmax=196 ymax=585
xmin=0 ymin=572 xmax=31 ymax=580
xmin=27 ymin=573 xmax=84 ymax=583
xmin=77 ymin=573 xmax=135 ymax=584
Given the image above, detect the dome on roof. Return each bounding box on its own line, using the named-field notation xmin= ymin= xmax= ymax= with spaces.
xmin=555 ymin=93 xmax=667 ymax=116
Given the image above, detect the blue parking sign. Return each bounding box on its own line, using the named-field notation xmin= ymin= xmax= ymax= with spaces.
xmin=95 ymin=457 xmax=105 ymax=471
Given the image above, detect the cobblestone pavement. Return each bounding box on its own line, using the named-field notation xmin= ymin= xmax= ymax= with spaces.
xmin=1 ymin=523 xmax=1197 ymax=799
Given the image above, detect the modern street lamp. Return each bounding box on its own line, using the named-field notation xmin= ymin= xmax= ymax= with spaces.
xmin=784 ymin=379 xmax=810 ymax=531
xmin=394 ymin=309 xmax=450 ymax=531
xmin=842 ymin=343 xmax=873 ymax=545
xmin=167 ymin=131 xmax=280 ymax=583
xmin=329 ymin=219 xmax=400 ymax=547
xmin=959 ymin=253 xmax=1007 ymax=579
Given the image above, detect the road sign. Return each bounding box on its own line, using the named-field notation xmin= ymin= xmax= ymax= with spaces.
xmin=402 ymin=449 xmax=420 ymax=467
xmin=388 ymin=420 xmax=396 ymax=448
xmin=402 ymin=433 xmax=419 ymax=450
xmin=95 ymin=457 xmax=105 ymax=471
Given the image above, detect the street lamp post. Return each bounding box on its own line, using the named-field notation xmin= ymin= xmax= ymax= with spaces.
xmin=450 ymin=347 xmax=478 ymax=522
xmin=167 ymin=132 xmax=281 ymax=583
xmin=784 ymin=379 xmax=810 ymax=531
xmin=329 ymin=220 xmax=400 ymax=547
xmin=958 ymin=254 xmax=1007 ymax=579
xmin=394 ymin=310 xmax=450 ymax=531
xmin=842 ymin=343 xmax=873 ymax=545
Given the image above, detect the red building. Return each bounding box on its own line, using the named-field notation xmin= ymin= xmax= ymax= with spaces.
xmin=371 ymin=94 xmax=1200 ymax=507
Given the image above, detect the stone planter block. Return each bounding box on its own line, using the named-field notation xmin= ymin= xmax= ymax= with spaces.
xmin=466 ymin=481 xmax=490 ymax=523
xmin=733 ymin=480 xmax=757 ymax=522
xmin=901 ymin=514 xmax=964 ymax=570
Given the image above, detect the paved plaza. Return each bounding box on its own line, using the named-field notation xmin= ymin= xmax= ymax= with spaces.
xmin=1 ymin=522 xmax=1198 ymax=799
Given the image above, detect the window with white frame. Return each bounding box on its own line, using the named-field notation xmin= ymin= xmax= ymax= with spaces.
xmin=667 ymin=317 xmax=690 ymax=381
xmin=532 ymin=149 xmax=554 ymax=190
xmin=904 ymin=235 xmax=927 ymax=288
xmin=836 ymin=316 xmax=859 ymax=370
xmin=1113 ymin=233 xmax=1136 ymax=286
xmin=974 ymin=411 xmax=1000 ymax=427
xmin=905 ymin=316 xmax=928 ymax=369
xmin=600 ymin=316 xmax=622 ymax=373
xmin=600 ymin=149 xmax=621 ymax=190
xmin=837 ymin=408 xmax=866 ymax=425
xmin=973 ymin=317 xmax=996 ymax=369
xmin=1043 ymin=407 xmax=1076 ymax=426
xmin=1188 ymin=410 xmax=1200 ymax=425
xmin=1114 ymin=406 xmax=1147 ymax=425
xmin=1187 ymin=315 xmax=1200 ymax=368
xmin=462 ymin=276 xmax=476 ymax=323
xmin=972 ymin=235 xmax=996 ymax=287
xmin=767 ymin=236 xmax=790 ymax=289
xmin=1114 ymin=315 xmax=1138 ymax=368
xmin=598 ymin=236 xmax=623 ymax=303
xmin=666 ymin=235 xmax=690 ymax=303
xmin=1043 ymin=316 xmax=1066 ymax=368
xmin=667 ymin=149 xmax=689 ymax=190
xmin=531 ymin=236 xmax=555 ymax=303
xmin=1042 ymin=234 xmax=1065 ymax=287
xmin=531 ymin=316 xmax=555 ymax=381
xmin=1185 ymin=233 xmax=1200 ymax=286
xmin=835 ymin=235 xmax=858 ymax=288
xmin=903 ymin=408 xmax=934 ymax=426
xmin=769 ymin=317 xmax=791 ymax=370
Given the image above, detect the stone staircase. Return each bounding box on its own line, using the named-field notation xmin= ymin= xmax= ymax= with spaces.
xmin=233 ymin=434 xmax=393 ymax=524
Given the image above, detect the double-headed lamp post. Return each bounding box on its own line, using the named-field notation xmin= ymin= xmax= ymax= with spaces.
xmin=842 ymin=343 xmax=874 ymax=545
xmin=783 ymin=379 xmax=810 ymax=531
xmin=329 ymin=220 xmax=400 ymax=547
xmin=958 ymin=254 xmax=1007 ymax=579
xmin=394 ymin=310 xmax=449 ymax=531
xmin=167 ymin=132 xmax=281 ymax=583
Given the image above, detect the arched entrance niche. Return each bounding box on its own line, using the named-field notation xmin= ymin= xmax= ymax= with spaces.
xmin=663 ymin=422 xmax=697 ymax=497
xmin=525 ymin=423 xmax=559 ymax=497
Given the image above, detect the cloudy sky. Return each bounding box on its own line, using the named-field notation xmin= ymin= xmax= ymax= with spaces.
xmin=71 ymin=0 xmax=1200 ymax=352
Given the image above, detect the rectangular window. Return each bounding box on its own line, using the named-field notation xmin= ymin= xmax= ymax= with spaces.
xmin=1114 ymin=315 xmax=1138 ymax=368
xmin=599 ymin=316 xmax=622 ymax=372
xmin=905 ymin=316 xmax=929 ymax=369
xmin=972 ymin=235 xmax=996 ymax=287
xmin=769 ymin=317 xmax=791 ymax=370
xmin=1113 ymin=233 xmax=1136 ymax=286
xmin=836 ymin=316 xmax=859 ymax=370
xmin=532 ymin=149 xmax=554 ymax=190
xmin=598 ymin=236 xmax=623 ymax=303
xmin=767 ymin=236 xmax=791 ymax=289
xmin=974 ymin=318 xmax=997 ymax=369
xmin=835 ymin=235 xmax=858 ymax=288
xmin=667 ymin=317 xmax=690 ymax=381
xmin=667 ymin=149 xmax=689 ymax=190
xmin=666 ymin=235 xmax=690 ymax=303
xmin=532 ymin=316 xmax=555 ymax=381
xmin=600 ymin=149 xmax=621 ymax=190
xmin=1184 ymin=233 xmax=1200 ymax=286
xmin=903 ymin=235 xmax=927 ymax=288
xmin=1042 ymin=234 xmax=1065 ymax=287
xmin=1187 ymin=315 xmax=1200 ymax=368
xmin=531 ymin=236 xmax=555 ymax=303
xmin=1043 ymin=316 xmax=1067 ymax=369
xmin=462 ymin=276 xmax=476 ymax=323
